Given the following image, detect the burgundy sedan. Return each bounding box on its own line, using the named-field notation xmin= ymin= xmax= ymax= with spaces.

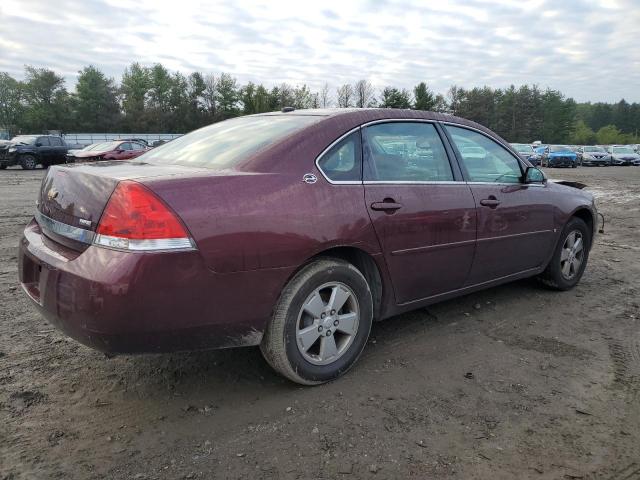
xmin=19 ymin=109 xmax=597 ymax=384
xmin=67 ymin=140 xmax=149 ymax=163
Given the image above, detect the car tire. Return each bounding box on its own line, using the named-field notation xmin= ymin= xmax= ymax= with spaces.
xmin=260 ymin=258 xmax=373 ymax=385
xmin=20 ymin=155 xmax=37 ymax=170
xmin=538 ymin=217 xmax=591 ymax=291
xmin=0 ymin=164 xmax=6 ymax=170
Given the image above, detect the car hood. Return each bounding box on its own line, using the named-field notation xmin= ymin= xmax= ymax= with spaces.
xmin=73 ymin=149 xmax=116 ymax=158
xmin=548 ymin=151 xmax=576 ymax=156
xmin=611 ymin=152 xmax=640 ymax=159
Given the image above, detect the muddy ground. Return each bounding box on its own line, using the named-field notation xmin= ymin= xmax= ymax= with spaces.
xmin=1 ymin=166 xmax=639 ymax=479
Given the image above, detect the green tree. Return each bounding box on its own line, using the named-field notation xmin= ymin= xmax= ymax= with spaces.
xmin=379 ymin=87 xmax=411 ymax=109
xmin=596 ymin=124 xmax=623 ymax=144
xmin=215 ymin=73 xmax=239 ymax=118
xmin=120 ymin=63 xmax=150 ymax=131
xmin=21 ymin=66 xmax=70 ymax=132
xmin=413 ymin=82 xmax=436 ymax=111
xmin=74 ymin=66 xmax=120 ymax=132
xmin=571 ymin=120 xmax=596 ymax=144
xmin=0 ymin=72 xmax=23 ymax=135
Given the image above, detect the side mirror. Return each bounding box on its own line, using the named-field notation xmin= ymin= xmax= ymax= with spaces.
xmin=524 ymin=166 xmax=546 ymax=184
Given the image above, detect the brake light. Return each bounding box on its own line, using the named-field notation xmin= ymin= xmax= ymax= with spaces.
xmin=95 ymin=181 xmax=193 ymax=251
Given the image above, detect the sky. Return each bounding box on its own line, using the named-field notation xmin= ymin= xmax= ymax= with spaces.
xmin=1 ymin=0 xmax=639 ymax=103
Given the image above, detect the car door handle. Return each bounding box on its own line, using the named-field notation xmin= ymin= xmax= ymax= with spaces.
xmin=371 ymin=200 xmax=403 ymax=212
xmin=480 ymin=197 xmax=500 ymax=208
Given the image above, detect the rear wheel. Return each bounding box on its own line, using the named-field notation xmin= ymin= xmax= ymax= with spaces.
xmin=20 ymin=155 xmax=37 ymax=170
xmin=260 ymin=258 xmax=373 ymax=385
xmin=538 ymin=217 xmax=590 ymax=290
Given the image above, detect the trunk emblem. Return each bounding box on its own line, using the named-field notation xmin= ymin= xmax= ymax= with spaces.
xmin=303 ymin=173 xmax=317 ymax=184
xmin=47 ymin=188 xmax=59 ymax=200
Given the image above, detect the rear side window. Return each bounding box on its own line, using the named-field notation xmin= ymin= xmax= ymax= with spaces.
xmin=362 ymin=122 xmax=453 ymax=181
xmin=445 ymin=125 xmax=522 ymax=183
xmin=141 ymin=115 xmax=322 ymax=170
xmin=317 ymin=131 xmax=361 ymax=182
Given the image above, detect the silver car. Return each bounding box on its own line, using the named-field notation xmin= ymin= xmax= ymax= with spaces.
xmin=580 ymin=146 xmax=611 ymax=166
xmin=608 ymin=145 xmax=640 ymax=166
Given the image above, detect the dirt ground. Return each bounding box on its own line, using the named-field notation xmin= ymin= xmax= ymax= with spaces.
xmin=1 ymin=165 xmax=639 ymax=480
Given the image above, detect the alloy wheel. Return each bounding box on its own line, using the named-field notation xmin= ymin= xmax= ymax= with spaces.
xmin=560 ymin=230 xmax=584 ymax=280
xmin=296 ymin=282 xmax=360 ymax=366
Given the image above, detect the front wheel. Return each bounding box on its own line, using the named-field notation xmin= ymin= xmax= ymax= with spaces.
xmin=260 ymin=258 xmax=373 ymax=385
xmin=538 ymin=217 xmax=591 ymax=290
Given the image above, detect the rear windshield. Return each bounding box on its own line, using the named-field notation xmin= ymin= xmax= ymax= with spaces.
xmin=612 ymin=147 xmax=634 ymax=154
xmin=87 ymin=141 xmax=119 ymax=151
xmin=140 ymin=115 xmax=322 ymax=169
xmin=11 ymin=135 xmax=38 ymax=145
xmin=512 ymin=144 xmax=533 ymax=153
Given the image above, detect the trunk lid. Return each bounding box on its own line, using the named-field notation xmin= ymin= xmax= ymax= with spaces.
xmin=36 ymin=161 xmax=211 ymax=250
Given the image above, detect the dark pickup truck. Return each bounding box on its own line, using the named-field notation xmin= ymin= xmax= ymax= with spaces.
xmin=0 ymin=135 xmax=69 ymax=170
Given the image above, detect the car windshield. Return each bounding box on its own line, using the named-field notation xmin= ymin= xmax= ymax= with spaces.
xmin=612 ymin=147 xmax=635 ymax=154
xmin=140 ymin=115 xmax=323 ymax=169
xmin=86 ymin=142 xmax=119 ymax=151
xmin=583 ymin=146 xmax=605 ymax=153
xmin=11 ymin=135 xmax=38 ymax=145
xmin=550 ymin=145 xmax=571 ymax=152
xmin=512 ymin=144 xmax=533 ymax=153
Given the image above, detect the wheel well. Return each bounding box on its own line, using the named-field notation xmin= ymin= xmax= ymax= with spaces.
xmin=312 ymin=247 xmax=384 ymax=321
xmin=572 ymin=208 xmax=594 ymax=240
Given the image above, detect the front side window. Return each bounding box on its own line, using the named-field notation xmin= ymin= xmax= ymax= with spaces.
xmin=49 ymin=137 xmax=62 ymax=146
xmin=37 ymin=137 xmax=50 ymax=146
xmin=445 ymin=126 xmax=522 ymax=183
xmin=119 ymin=142 xmax=132 ymax=151
xmin=317 ymin=131 xmax=361 ymax=182
xmin=362 ymin=122 xmax=453 ymax=181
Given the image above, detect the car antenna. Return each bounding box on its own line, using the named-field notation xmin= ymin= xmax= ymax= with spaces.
xmin=281 ymin=106 xmax=295 ymax=112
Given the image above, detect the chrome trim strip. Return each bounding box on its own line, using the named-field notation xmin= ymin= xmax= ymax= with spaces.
xmin=364 ymin=180 xmax=463 ymax=185
xmin=477 ymin=229 xmax=553 ymax=243
xmin=94 ymin=234 xmax=195 ymax=251
xmin=314 ymin=126 xmax=363 ymax=185
xmin=35 ymin=210 xmax=94 ymax=244
xmin=391 ymin=238 xmax=476 ymax=256
xmin=360 ymin=118 xmax=438 ymax=127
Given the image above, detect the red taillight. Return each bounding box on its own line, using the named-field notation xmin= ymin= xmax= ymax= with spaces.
xmin=95 ymin=181 xmax=193 ymax=251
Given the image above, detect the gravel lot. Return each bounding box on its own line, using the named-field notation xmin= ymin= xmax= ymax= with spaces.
xmin=1 ymin=166 xmax=639 ymax=479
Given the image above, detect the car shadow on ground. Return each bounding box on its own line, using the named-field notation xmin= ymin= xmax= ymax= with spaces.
xmin=116 ymin=277 xmax=544 ymax=397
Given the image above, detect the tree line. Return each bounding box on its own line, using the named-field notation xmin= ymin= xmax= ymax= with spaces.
xmin=1 ymin=64 xmax=639 ymax=145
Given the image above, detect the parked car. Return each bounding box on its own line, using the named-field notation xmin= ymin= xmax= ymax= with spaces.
xmin=18 ymin=109 xmax=598 ymax=385
xmin=511 ymin=143 xmax=541 ymax=165
xmin=540 ymin=145 xmax=578 ymax=168
xmin=0 ymin=135 xmax=69 ymax=169
xmin=66 ymin=140 xmax=149 ymax=163
xmin=579 ymin=146 xmax=611 ymax=166
xmin=607 ymin=145 xmax=640 ymax=166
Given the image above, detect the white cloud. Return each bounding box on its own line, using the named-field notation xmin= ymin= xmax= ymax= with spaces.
xmin=0 ymin=0 xmax=638 ymax=102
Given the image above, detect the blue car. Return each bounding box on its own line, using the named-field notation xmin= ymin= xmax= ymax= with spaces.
xmin=540 ymin=145 xmax=578 ymax=168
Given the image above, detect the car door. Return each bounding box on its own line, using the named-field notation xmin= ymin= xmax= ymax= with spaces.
xmin=443 ymin=124 xmax=555 ymax=285
xmin=130 ymin=142 xmax=146 ymax=158
xmin=36 ymin=137 xmax=52 ymax=164
xmin=362 ymin=121 xmax=477 ymax=305
xmin=115 ymin=142 xmax=131 ymax=159
xmin=48 ymin=136 xmax=65 ymax=164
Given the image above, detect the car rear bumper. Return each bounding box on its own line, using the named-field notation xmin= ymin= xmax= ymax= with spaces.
xmin=18 ymin=219 xmax=286 ymax=353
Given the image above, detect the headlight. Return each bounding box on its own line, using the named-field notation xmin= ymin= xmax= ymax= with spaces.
xmin=8 ymin=147 xmax=16 ymax=152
